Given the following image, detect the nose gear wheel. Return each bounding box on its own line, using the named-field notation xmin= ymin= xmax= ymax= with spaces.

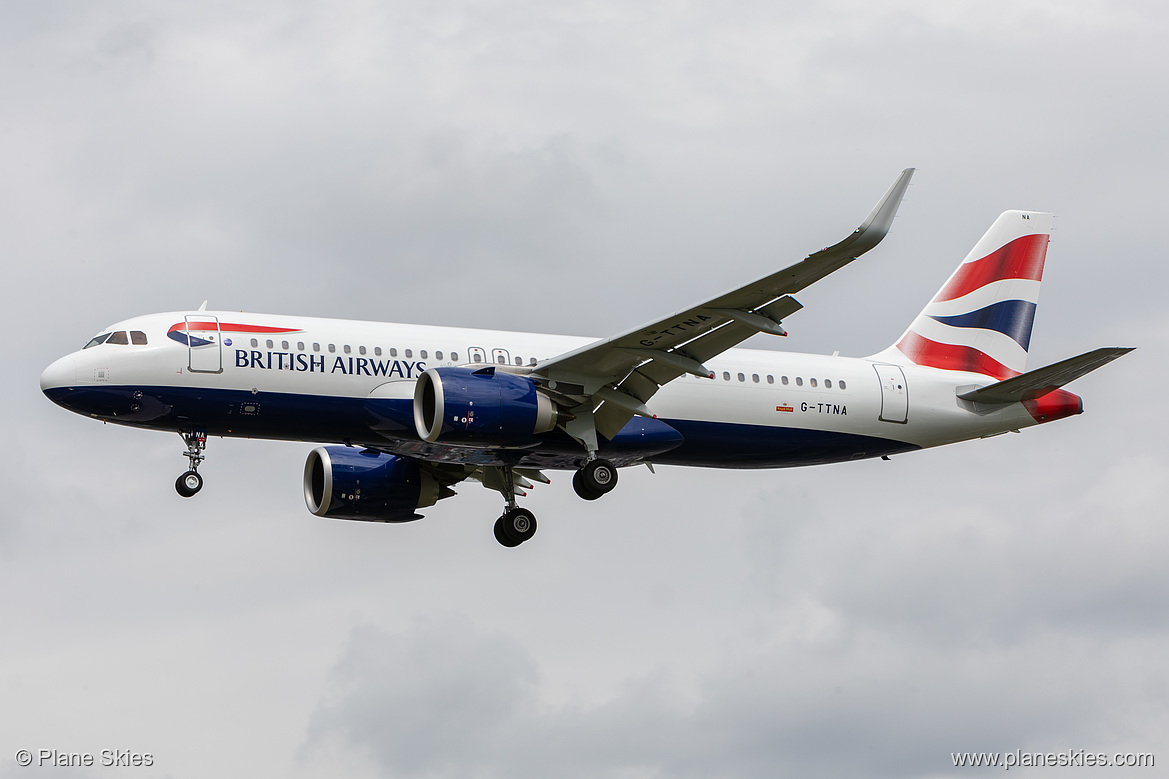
xmin=176 ymin=429 xmax=207 ymax=497
xmin=176 ymin=470 xmax=203 ymax=497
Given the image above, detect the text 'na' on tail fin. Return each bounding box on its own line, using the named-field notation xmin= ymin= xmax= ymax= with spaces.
xmin=871 ymin=210 xmax=1053 ymax=379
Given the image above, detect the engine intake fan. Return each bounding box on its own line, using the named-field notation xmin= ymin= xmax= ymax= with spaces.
xmin=413 ymin=366 xmax=562 ymax=445
xmin=304 ymin=446 xmax=441 ymax=522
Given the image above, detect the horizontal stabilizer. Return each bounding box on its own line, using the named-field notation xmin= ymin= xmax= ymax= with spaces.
xmin=957 ymin=347 xmax=1134 ymax=404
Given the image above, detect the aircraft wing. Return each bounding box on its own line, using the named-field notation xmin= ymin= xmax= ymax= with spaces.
xmin=533 ymin=168 xmax=915 ymax=440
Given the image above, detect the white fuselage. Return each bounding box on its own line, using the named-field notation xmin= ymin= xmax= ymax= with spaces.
xmin=41 ymin=309 xmax=1052 ymax=471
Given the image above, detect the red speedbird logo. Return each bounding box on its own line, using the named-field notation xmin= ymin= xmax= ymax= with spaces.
xmin=167 ymin=321 xmax=302 ymax=348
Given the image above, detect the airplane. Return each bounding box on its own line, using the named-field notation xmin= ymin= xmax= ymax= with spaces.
xmin=40 ymin=169 xmax=1133 ymax=547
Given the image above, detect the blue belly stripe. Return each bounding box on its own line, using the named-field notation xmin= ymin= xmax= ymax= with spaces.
xmin=44 ymin=385 xmax=918 ymax=469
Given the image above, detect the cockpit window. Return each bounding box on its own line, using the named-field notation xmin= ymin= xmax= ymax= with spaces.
xmin=83 ymin=333 xmax=111 ymax=349
xmin=130 ymin=331 xmax=148 ymax=345
xmin=107 ymin=331 xmax=129 ymax=345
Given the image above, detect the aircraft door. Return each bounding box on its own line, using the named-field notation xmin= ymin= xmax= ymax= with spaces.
xmin=874 ymin=364 xmax=908 ymax=423
xmin=467 ymin=347 xmax=486 ymax=364
xmin=491 ymin=348 xmax=510 ymax=365
xmin=185 ymin=315 xmax=223 ymax=374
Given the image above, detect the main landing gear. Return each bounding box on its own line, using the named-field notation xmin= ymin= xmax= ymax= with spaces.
xmin=494 ymin=506 xmax=536 ymax=548
xmin=489 ymin=458 xmax=619 ymax=548
xmin=175 ymin=429 xmax=206 ymax=498
xmin=572 ymin=458 xmax=618 ymax=501
xmin=491 ymin=464 xmax=538 ymax=547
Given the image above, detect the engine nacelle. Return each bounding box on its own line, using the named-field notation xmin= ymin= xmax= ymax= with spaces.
xmin=413 ymin=366 xmax=560 ymax=445
xmin=303 ymin=446 xmax=440 ymax=522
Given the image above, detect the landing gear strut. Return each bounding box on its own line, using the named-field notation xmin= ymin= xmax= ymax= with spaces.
xmin=573 ymin=458 xmax=618 ymax=501
xmin=175 ymin=429 xmax=206 ymax=498
xmin=491 ymin=464 xmax=537 ymax=547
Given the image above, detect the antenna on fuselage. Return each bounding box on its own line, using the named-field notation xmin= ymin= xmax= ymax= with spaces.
xmin=198 ymin=300 xmax=208 ymax=312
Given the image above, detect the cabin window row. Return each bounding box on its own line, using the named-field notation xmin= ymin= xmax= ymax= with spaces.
xmin=248 ymin=338 xmax=541 ymax=367
xmin=716 ymin=371 xmax=846 ymax=390
xmin=250 ymin=338 xmax=452 ymax=361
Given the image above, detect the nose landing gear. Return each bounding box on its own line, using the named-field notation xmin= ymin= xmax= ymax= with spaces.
xmin=175 ymin=429 xmax=206 ymax=497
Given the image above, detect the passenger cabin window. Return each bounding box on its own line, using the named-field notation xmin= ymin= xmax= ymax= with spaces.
xmin=825 ymin=379 xmax=832 ymax=388
xmin=530 ymin=357 xmax=537 ymax=366
xmin=781 ymin=376 xmax=789 ymax=385
xmin=405 ymin=349 xmax=413 ymax=358
xmin=130 ymin=331 xmax=148 ymax=345
xmin=328 ymin=344 xmax=336 ymax=353
xmin=839 ymin=380 xmax=847 ymax=390
xmin=313 ymin=343 xmax=320 ymax=352
xmin=107 ymin=331 xmax=129 ymax=345
xmin=752 ymin=374 xmax=760 ymax=383
xmin=796 ymin=377 xmax=803 ymax=386
xmin=389 ymin=348 xmax=398 ymax=357
xmin=722 ymin=372 xmax=730 ymax=381
xmin=359 ymin=346 xmax=366 ymax=355
xmin=435 ymin=351 xmax=443 ymax=360
xmin=420 ymin=350 xmax=428 ymax=359
xmin=251 ymin=338 xmax=259 ymax=348
xmin=344 ymin=345 xmax=351 ymax=354
xmin=282 ymin=340 xmax=289 ymax=350
xmin=450 ymin=352 xmax=459 ymax=361
xmin=84 ymin=333 xmax=111 ymax=349
xmin=374 ymin=347 xmax=382 ymax=357
xmin=297 ymin=342 xmax=304 ymax=351
xmin=810 ymin=378 xmax=818 ymax=388
xmin=767 ymin=375 xmax=774 ymax=384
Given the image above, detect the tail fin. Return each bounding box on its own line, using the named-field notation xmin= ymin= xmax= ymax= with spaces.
xmin=871 ymin=210 xmax=1053 ymax=379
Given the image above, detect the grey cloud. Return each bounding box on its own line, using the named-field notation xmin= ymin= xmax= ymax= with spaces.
xmin=303 ymin=618 xmax=540 ymax=777
xmin=743 ymin=453 xmax=1169 ymax=645
xmin=302 ymin=610 xmax=1164 ymax=778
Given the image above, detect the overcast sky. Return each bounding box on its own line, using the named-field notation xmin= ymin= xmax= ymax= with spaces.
xmin=2 ymin=1 xmax=1166 ymax=777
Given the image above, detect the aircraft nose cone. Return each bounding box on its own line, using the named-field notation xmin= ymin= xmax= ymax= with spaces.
xmin=41 ymin=355 xmax=77 ymax=394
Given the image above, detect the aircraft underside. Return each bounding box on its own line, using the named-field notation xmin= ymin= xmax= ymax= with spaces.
xmin=43 ymin=383 xmax=920 ymax=471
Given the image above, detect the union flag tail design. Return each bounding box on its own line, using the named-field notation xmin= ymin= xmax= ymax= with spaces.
xmin=873 ymin=210 xmax=1053 ymax=379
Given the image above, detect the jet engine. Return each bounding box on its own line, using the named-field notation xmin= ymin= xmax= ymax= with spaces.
xmin=303 ymin=446 xmax=441 ymax=522
xmin=413 ymin=366 xmax=561 ymax=445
